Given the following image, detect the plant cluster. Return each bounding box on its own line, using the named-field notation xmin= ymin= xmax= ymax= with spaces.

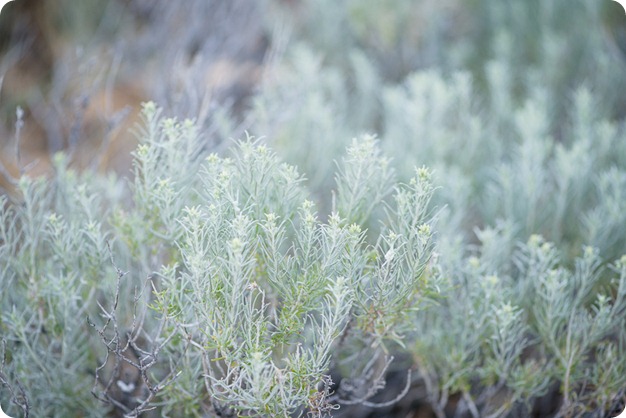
xmin=1 ymin=104 xmax=441 ymax=417
xmin=2 ymin=0 xmax=626 ymax=417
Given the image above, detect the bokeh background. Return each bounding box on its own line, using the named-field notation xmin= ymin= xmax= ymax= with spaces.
xmin=2 ymin=0 xmax=625 ymax=183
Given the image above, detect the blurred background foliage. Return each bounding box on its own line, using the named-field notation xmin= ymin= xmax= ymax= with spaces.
xmin=2 ymin=0 xmax=626 ymax=416
xmin=1 ymin=0 xmax=626 ymax=191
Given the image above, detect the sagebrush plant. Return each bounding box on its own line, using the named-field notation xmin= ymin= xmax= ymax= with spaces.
xmin=1 ymin=98 xmax=626 ymax=417
xmin=1 ymin=103 xmax=439 ymax=417
xmin=0 ymin=157 xmax=118 ymax=417
xmin=412 ymin=232 xmax=626 ymax=417
xmin=256 ymin=0 xmax=626 ymax=251
xmin=3 ymin=1 xmax=626 ymax=417
xmin=247 ymin=1 xmax=626 ymax=415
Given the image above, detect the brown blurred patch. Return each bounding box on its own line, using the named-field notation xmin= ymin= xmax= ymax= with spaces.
xmin=76 ymin=81 xmax=145 ymax=173
xmin=0 ymin=77 xmax=146 ymax=194
xmin=0 ymin=0 xmax=268 ymax=196
xmin=0 ymin=0 xmax=55 ymax=91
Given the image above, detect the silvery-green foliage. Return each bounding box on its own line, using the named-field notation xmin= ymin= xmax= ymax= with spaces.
xmin=0 ymin=156 xmax=119 ymax=417
xmin=483 ymin=87 xmax=626 ymax=261
xmin=18 ymin=107 xmax=434 ymax=416
xmin=1 ymin=94 xmax=625 ymax=417
xmin=382 ymin=70 xmax=495 ymax=240
xmin=272 ymin=0 xmax=457 ymax=79
xmin=246 ymin=1 xmax=626 ymax=416
xmin=514 ymin=237 xmax=626 ymax=416
xmin=334 ymin=135 xmax=394 ymax=226
xmin=0 ymin=103 xmax=438 ymax=416
xmin=413 ymin=232 xmax=626 ymax=417
xmin=353 ymin=166 xmax=438 ymax=348
xmin=247 ymin=3 xmax=626 ymax=413
xmin=462 ymin=0 xmax=626 ymax=121
xmin=250 ymin=45 xmax=381 ymax=212
xmin=152 ymin=131 xmax=437 ymax=416
xmin=260 ymin=0 xmax=626 ymax=251
xmin=413 ymin=241 xmax=536 ymax=418
xmin=3 ymin=1 xmax=626 ymax=415
xmin=126 ymin=102 xmax=206 ymax=246
xmin=584 ymin=168 xmax=626 ymax=261
xmin=484 ymin=98 xmax=553 ymax=239
xmin=383 ymin=71 xmax=491 ymax=177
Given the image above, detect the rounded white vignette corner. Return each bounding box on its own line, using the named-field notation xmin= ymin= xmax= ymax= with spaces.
xmin=614 ymin=405 xmax=626 ymax=418
xmin=0 ymin=0 xmax=16 ymax=17
xmin=614 ymin=0 xmax=626 ymax=14
xmin=0 ymin=403 xmax=13 ymax=418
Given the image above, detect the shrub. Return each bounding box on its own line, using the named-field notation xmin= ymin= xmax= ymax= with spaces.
xmin=3 ymin=1 xmax=626 ymax=417
xmin=1 ymin=104 xmax=439 ymax=417
xmin=3 ymin=95 xmax=626 ymax=417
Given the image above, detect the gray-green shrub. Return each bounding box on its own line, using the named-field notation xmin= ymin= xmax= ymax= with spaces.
xmin=1 ymin=104 xmax=439 ymax=417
